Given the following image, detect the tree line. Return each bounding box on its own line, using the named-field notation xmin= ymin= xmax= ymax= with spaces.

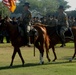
xmin=0 ymin=0 xmax=76 ymax=17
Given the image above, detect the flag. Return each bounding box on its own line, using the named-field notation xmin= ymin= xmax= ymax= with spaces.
xmin=2 ymin=0 xmax=16 ymax=13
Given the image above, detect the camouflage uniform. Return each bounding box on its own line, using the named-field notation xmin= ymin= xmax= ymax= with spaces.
xmin=57 ymin=5 xmax=69 ymax=47
xmin=68 ymin=16 xmax=73 ymax=27
xmin=22 ymin=2 xmax=32 ymax=46
xmin=72 ymin=18 xmax=76 ymax=26
xmin=22 ymin=9 xmax=31 ymax=33
xmin=51 ymin=16 xmax=57 ymax=27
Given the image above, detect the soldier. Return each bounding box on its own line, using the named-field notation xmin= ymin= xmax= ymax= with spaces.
xmin=57 ymin=5 xmax=69 ymax=47
xmin=72 ymin=17 xmax=76 ymax=26
xmin=68 ymin=16 xmax=74 ymax=27
xmin=51 ymin=15 xmax=57 ymax=27
xmin=22 ymin=2 xmax=32 ymax=47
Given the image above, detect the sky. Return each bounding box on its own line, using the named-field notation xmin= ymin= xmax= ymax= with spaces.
xmin=0 ymin=0 xmax=76 ymax=11
xmin=65 ymin=0 xmax=76 ymax=11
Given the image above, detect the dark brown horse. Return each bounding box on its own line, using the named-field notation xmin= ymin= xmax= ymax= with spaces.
xmin=70 ymin=26 xmax=76 ymax=61
xmin=0 ymin=19 xmax=50 ymax=65
xmin=44 ymin=25 xmax=75 ymax=62
xmin=0 ymin=19 xmax=29 ymax=66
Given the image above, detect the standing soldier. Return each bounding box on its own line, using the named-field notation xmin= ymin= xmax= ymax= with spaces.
xmin=57 ymin=5 xmax=69 ymax=47
xmin=51 ymin=15 xmax=57 ymax=27
xmin=22 ymin=2 xmax=32 ymax=47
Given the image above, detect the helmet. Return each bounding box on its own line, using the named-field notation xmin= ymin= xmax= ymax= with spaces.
xmin=23 ymin=2 xmax=30 ymax=8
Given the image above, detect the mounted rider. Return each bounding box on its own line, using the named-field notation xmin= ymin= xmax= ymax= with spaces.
xmin=22 ymin=2 xmax=32 ymax=47
xmin=57 ymin=5 xmax=69 ymax=47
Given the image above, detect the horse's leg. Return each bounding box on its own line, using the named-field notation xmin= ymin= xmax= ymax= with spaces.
xmin=69 ymin=37 xmax=76 ymax=62
xmin=39 ymin=51 xmax=44 ymax=64
xmin=10 ymin=48 xmax=17 ymax=66
xmin=45 ymin=38 xmax=50 ymax=62
xmin=46 ymin=49 xmax=50 ymax=62
xmin=35 ymin=41 xmax=44 ymax=64
xmin=52 ymin=46 xmax=57 ymax=62
xmin=17 ymin=48 xmax=25 ymax=66
xmin=39 ymin=41 xmax=44 ymax=64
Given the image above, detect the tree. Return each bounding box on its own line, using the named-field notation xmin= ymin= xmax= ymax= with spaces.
xmin=15 ymin=0 xmax=70 ymax=15
xmin=0 ymin=2 xmax=11 ymax=18
xmin=57 ymin=0 xmax=70 ymax=9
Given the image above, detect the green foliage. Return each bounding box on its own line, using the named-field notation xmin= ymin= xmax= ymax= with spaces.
xmin=0 ymin=2 xmax=11 ymax=18
xmin=15 ymin=0 xmax=69 ymax=15
xmin=0 ymin=0 xmax=73 ymax=17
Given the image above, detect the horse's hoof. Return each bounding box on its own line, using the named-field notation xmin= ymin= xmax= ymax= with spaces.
xmin=40 ymin=61 xmax=44 ymax=65
xmin=52 ymin=59 xmax=56 ymax=62
xmin=42 ymin=61 xmax=44 ymax=64
xmin=48 ymin=59 xmax=51 ymax=62
xmin=69 ymin=59 xmax=72 ymax=62
xmin=22 ymin=61 xmax=25 ymax=66
xmin=10 ymin=63 xmax=13 ymax=67
xmin=9 ymin=64 xmax=13 ymax=68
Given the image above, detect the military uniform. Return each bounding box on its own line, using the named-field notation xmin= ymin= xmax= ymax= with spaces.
xmin=22 ymin=8 xmax=31 ymax=33
xmin=22 ymin=2 xmax=32 ymax=46
xmin=68 ymin=16 xmax=73 ymax=27
xmin=51 ymin=16 xmax=57 ymax=27
xmin=72 ymin=18 xmax=76 ymax=26
xmin=57 ymin=5 xmax=69 ymax=47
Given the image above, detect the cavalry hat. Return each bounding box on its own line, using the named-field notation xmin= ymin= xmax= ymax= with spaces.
xmin=23 ymin=2 xmax=30 ymax=8
xmin=58 ymin=5 xmax=64 ymax=10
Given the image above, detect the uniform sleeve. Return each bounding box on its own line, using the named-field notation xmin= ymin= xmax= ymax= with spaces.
xmin=65 ymin=13 xmax=69 ymax=27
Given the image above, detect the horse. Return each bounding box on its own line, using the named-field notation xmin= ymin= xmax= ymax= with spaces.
xmin=30 ymin=23 xmax=51 ymax=64
xmin=70 ymin=26 xmax=76 ymax=61
xmin=0 ymin=19 xmax=30 ymax=66
xmin=0 ymin=19 xmax=51 ymax=65
xmin=44 ymin=25 xmax=75 ymax=62
xmin=31 ymin=23 xmax=75 ymax=63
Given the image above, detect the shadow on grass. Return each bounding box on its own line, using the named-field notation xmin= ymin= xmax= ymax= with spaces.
xmin=0 ymin=63 xmax=40 ymax=70
xmin=61 ymin=56 xmax=76 ymax=61
xmin=0 ymin=60 xmax=76 ymax=70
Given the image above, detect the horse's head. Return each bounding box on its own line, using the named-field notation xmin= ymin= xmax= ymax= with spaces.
xmin=29 ymin=26 xmax=38 ymax=44
xmin=0 ymin=17 xmax=13 ymax=31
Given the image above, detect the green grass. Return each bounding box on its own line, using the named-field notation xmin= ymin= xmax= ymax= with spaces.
xmin=56 ymin=42 xmax=74 ymax=47
xmin=0 ymin=43 xmax=76 ymax=75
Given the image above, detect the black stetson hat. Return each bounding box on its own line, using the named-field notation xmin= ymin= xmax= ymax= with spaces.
xmin=23 ymin=2 xmax=30 ymax=8
xmin=58 ymin=5 xmax=64 ymax=10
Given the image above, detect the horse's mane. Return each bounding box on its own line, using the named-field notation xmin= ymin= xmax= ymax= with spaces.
xmin=33 ymin=23 xmax=46 ymax=27
xmin=33 ymin=23 xmax=57 ymax=37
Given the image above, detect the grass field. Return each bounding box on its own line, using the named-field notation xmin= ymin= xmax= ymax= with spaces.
xmin=0 ymin=43 xmax=76 ymax=75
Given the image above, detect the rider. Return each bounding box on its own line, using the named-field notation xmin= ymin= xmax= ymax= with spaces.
xmin=22 ymin=2 xmax=32 ymax=47
xmin=57 ymin=5 xmax=69 ymax=47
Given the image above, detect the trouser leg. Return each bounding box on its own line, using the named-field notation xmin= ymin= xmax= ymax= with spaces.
xmin=26 ymin=25 xmax=31 ymax=46
xmin=60 ymin=29 xmax=65 ymax=44
xmin=59 ymin=27 xmax=67 ymax=47
xmin=23 ymin=25 xmax=31 ymax=46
